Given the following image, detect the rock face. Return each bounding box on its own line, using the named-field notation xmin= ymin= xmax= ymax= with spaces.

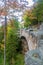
xmin=25 ymin=23 xmax=43 ymax=65
xmin=28 ymin=35 xmax=37 ymax=50
xmin=25 ymin=49 xmax=43 ymax=65
xmin=37 ymin=23 xmax=43 ymax=48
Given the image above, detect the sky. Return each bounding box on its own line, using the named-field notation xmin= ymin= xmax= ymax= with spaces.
xmin=26 ymin=0 xmax=34 ymax=6
xmin=0 ymin=0 xmax=34 ymax=6
xmin=0 ymin=0 xmax=34 ymax=26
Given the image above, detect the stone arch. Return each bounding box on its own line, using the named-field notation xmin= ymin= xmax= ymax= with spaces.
xmin=20 ymin=36 xmax=29 ymax=54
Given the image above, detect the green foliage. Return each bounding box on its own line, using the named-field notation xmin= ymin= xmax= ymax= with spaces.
xmin=0 ymin=27 xmax=4 ymax=43
xmin=0 ymin=56 xmax=4 ymax=65
xmin=23 ymin=12 xmax=31 ymax=28
xmin=37 ymin=0 xmax=43 ymax=22
xmin=0 ymin=26 xmax=4 ymax=56
xmin=6 ymin=29 xmax=18 ymax=57
xmin=0 ymin=19 xmax=24 ymax=65
xmin=15 ymin=54 xmax=24 ymax=65
xmin=6 ymin=25 xmax=18 ymax=63
xmin=6 ymin=19 xmax=24 ymax=65
xmin=23 ymin=0 xmax=43 ymax=27
xmin=33 ymin=0 xmax=43 ymax=23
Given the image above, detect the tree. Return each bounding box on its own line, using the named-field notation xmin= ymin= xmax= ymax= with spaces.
xmin=23 ymin=9 xmax=35 ymax=28
xmin=6 ymin=19 xmax=19 ymax=65
xmin=32 ymin=0 xmax=43 ymax=24
xmin=0 ymin=26 xmax=4 ymax=43
xmin=0 ymin=26 xmax=4 ymax=56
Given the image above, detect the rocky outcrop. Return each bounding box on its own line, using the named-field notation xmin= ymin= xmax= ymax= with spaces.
xmin=25 ymin=49 xmax=43 ymax=65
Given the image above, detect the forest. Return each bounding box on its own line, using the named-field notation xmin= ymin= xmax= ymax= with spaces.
xmin=0 ymin=0 xmax=43 ymax=65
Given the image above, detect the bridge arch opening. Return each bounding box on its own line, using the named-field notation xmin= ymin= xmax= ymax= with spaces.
xmin=21 ymin=36 xmax=27 ymax=41
xmin=20 ymin=36 xmax=29 ymax=54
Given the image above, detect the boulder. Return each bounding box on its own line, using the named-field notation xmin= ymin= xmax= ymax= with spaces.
xmin=25 ymin=49 xmax=43 ymax=65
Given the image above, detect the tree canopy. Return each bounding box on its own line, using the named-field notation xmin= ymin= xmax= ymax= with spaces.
xmin=23 ymin=0 xmax=43 ymax=28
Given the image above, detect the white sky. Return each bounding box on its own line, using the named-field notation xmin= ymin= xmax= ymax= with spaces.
xmin=27 ymin=0 xmax=34 ymax=6
xmin=0 ymin=0 xmax=34 ymax=26
xmin=0 ymin=0 xmax=34 ymax=6
xmin=0 ymin=1 xmax=4 ymax=7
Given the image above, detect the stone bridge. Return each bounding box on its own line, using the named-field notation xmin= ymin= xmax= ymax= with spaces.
xmin=19 ymin=29 xmax=38 ymax=54
xmin=18 ymin=23 xmax=43 ymax=54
